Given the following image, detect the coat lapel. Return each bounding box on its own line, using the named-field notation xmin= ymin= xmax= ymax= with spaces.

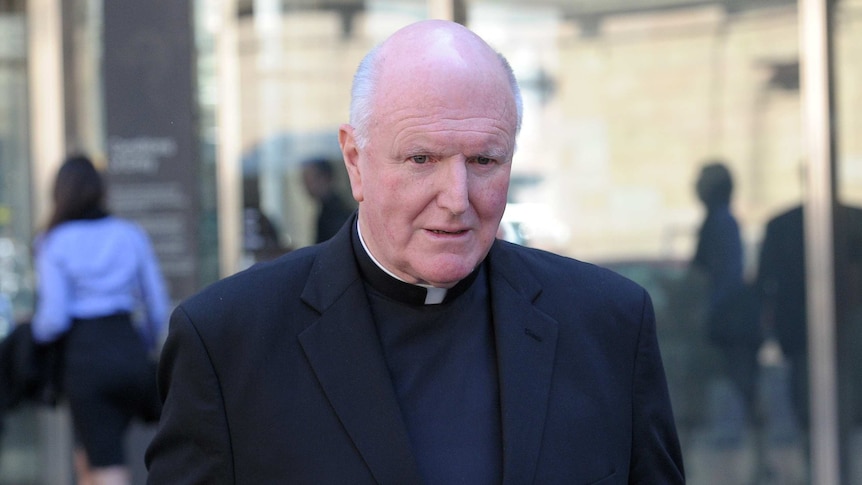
xmin=297 ymin=224 xmax=423 ymax=485
xmin=488 ymin=242 xmax=560 ymax=485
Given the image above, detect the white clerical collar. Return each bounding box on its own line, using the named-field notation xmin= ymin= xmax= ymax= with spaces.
xmin=356 ymin=222 xmax=448 ymax=305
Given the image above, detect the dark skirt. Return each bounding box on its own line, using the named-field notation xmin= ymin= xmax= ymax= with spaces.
xmin=62 ymin=313 xmax=161 ymax=467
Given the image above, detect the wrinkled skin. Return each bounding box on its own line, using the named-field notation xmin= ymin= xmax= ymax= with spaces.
xmin=339 ymin=20 xmax=519 ymax=288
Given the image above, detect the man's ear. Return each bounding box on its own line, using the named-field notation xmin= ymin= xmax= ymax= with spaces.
xmin=339 ymin=124 xmax=364 ymax=203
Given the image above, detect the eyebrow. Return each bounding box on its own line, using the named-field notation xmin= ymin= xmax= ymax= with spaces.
xmin=476 ymin=147 xmax=512 ymax=159
xmin=401 ymin=143 xmax=512 ymax=160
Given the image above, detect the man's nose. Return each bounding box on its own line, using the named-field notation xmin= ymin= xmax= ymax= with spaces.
xmin=436 ymin=158 xmax=469 ymax=215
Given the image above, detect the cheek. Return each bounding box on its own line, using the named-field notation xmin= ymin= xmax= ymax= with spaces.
xmin=380 ymin=174 xmax=430 ymax=212
xmin=475 ymin=176 xmax=510 ymax=218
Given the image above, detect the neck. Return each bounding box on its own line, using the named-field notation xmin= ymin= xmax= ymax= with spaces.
xmin=355 ymin=221 xmax=451 ymax=305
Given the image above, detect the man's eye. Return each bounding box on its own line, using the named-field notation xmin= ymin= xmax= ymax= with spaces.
xmin=476 ymin=156 xmax=493 ymax=165
xmin=411 ymin=155 xmax=428 ymax=164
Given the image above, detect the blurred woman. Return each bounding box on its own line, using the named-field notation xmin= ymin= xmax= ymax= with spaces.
xmin=31 ymin=154 xmax=169 ymax=485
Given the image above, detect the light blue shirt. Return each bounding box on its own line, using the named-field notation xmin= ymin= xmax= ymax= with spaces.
xmin=31 ymin=216 xmax=169 ymax=350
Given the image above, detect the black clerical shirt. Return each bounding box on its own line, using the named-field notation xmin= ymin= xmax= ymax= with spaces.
xmin=352 ymin=229 xmax=503 ymax=485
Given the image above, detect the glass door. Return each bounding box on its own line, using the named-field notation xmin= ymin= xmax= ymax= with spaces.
xmin=463 ymin=1 xmax=821 ymax=483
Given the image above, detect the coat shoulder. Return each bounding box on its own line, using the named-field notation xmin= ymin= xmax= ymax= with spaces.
xmin=490 ymin=240 xmax=647 ymax=302
xmin=180 ymin=245 xmax=319 ymax=317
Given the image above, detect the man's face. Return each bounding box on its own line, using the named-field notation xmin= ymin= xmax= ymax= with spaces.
xmin=340 ymin=45 xmax=517 ymax=288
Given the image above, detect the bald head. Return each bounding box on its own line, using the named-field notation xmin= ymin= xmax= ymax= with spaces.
xmin=349 ymin=20 xmax=522 ymax=148
xmin=383 ymin=19 xmax=498 ymax=70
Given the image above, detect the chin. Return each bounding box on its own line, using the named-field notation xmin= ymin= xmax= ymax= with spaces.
xmin=419 ymin=257 xmax=478 ymax=287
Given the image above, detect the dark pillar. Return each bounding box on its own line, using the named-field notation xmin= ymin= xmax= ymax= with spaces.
xmin=102 ymin=0 xmax=200 ymax=302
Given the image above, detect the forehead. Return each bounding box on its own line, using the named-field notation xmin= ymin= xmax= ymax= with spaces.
xmin=384 ymin=110 xmax=515 ymax=158
xmin=376 ymin=64 xmax=516 ymax=147
xmin=366 ymin=24 xmax=518 ymax=153
xmin=376 ymin=98 xmax=517 ymax=162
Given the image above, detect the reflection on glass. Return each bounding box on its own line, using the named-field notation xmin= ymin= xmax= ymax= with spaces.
xmin=235 ymin=0 xmax=427 ymax=267
xmin=0 ymin=11 xmax=33 ymax=324
xmin=0 ymin=6 xmax=39 ymax=484
xmin=462 ymin=0 xmax=851 ymax=482
xmin=834 ymin=1 xmax=862 ymax=483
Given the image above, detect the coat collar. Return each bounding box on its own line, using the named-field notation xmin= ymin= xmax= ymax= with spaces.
xmin=298 ymin=220 xmax=559 ymax=485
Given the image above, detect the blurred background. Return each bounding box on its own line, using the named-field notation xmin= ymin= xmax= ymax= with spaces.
xmin=1 ymin=0 xmax=861 ymax=483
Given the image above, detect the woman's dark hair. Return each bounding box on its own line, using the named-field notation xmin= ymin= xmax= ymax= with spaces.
xmin=46 ymin=154 xmax=107 ymax=232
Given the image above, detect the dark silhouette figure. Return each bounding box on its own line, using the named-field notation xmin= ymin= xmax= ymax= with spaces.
xmin=691 ymin=161 xmax=762 ymax=439
xmin=756 ymin=201 xmax=862 ymax=473
xmin=301 ymin=157 xmax=355 ymax=244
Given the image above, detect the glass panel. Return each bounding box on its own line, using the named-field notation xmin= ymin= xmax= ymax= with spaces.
xmin=0 ymin=4 xmax=40 ymax=485
xmin=466 ymin=0 xmax=815 ymax=483
xmin=833 ymin=0 xmax=862 ymax=482
xmin=194 ymin=0 xmax=221 ymax=287
xmin=0 ymin=5 xmax=33 ymax=332
xmin=235 ymin=0 xmax=427 ymax=267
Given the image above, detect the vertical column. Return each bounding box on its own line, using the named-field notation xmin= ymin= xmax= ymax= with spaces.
xmin=428 ymin=0 xmax=453 ymax=20
xmin=254 ymin=0 xmax=285 ymax=230
xmin=428 ymin=0 xmax=464 ymax=24
xmin=27 ymin=0 xmax=65 ymax=228
xmin=28 ymin=2 xmax=72 ymax=481
xmin=798 ymin=0 xmax=840 ymax=483
xmin=217 ymin=0 xmax=243 ymax=277
xmin=102 ymin=0 xmax=201 ymax=300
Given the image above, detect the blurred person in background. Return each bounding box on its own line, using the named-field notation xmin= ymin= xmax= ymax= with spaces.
xmin=691 ymin=161 xmax=762 ymax=445
xmin=31 ymin=154 xmax=169 ymax=485
xmin=301 ymin=157 xmax=355 ymax=244
xmin=757 ymin=195 xmax=862 ymax=481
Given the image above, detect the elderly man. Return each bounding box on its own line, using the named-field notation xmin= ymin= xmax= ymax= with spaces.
xmin=146 ymin=19 xmax=684 ymax=484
